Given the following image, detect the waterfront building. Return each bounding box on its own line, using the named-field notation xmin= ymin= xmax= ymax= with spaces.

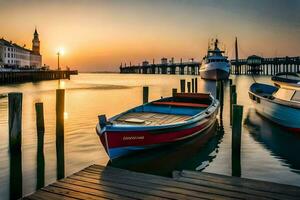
xmin=161 ymin=57 xmax=168 ymax=65
xmin=0 ymin=28 xmax=42 ymax=68
xmin=142 ymin=60 xmax=149 ymax=66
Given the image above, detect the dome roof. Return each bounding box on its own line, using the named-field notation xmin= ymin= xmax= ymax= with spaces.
xmin=247 ymin=55 xmax=262 ymax=60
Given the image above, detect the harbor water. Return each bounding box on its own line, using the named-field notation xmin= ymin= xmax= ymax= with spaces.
xmin=0 ymin=73 xmax=300 ymax=199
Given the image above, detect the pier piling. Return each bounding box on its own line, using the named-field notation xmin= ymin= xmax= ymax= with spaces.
xmin=35 ymin=103 xmax=45 ymax=189
xmin=172 ymin=88 xmax=177 ymax=97
xmin=56 ymin=89 xmax=65 ymax=180
xmin=230 ymin=85 xmax=236 ymax=125
xmin=232 ymin=104 xmax=243 ymax=177
xmin=143 ymin=86 xmax=149 ymax=104
xmin=180 ymin=79 xmax=186 ymax=93
xmin=187 ymin=82 xmax=191 ymax=93
xmin=8 ymin=93 xmax=22 ymax=151
xmin=192 ymin=79 xmax=195 ymax=93
xmin=35 ymin=103 xmax=45 ymax=148
xmin=216 ymin=81 xmax=221 ymax=100
xmin=195 ymin=78 xmax=198 ymax=93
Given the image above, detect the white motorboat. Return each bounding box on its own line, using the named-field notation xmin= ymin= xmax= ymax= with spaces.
xmin=200 ymin=39 xmax=230 ymax=80
xmin=249 ymin=82 xmax=300 ymax=132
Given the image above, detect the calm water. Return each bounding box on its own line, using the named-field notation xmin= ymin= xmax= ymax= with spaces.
xmin=1 ymin=73 xmax=300 ymax=199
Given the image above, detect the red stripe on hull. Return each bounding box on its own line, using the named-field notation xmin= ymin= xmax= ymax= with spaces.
xmin=286 ymin=127 xmax=300 ymax=133
xmin=102 ymin=119 xmax=214 ymax=148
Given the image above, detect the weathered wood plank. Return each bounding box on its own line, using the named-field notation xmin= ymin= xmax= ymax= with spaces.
xmin=25 ymin=164 xmax=300 ymax=200
xmin=75 ymin=171 xmax=206 ymax=200
xmin=179 ymin=170 xmax=300 ymax=197
xmin=172 ymin=171 xmax=298 ymax=200
xmin=61 ymin=177 xmax=165 ymax=200
xmin=69 ymin=174 xmax=172 ymax=200
xmin=52 ymin=181 xmax=132 ymax=200
xmin=25 ymin=190 xmax=77 ymax=200
xmin=42 ymin=185 xmax=109 ymax=200
xmin=86 ymin=165 xmax=258 ymax=199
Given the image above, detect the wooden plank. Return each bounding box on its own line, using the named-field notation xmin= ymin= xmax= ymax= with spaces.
xmin=75 ymin=171 xmax=206 ymax=200
xmin=52 ymin=181 xmax=133 ymax=200
xmin=179 ymin=170 xmax=300 ymax=198
xmin=25 ymin=190 xmax=78 ymax=200
xmin=85 ymin=165 xmax=263 ymax=200
xmin=25 ymin=164 xmax=300 ymax=200
xmin=41 ymin=185 xmax=109 ymax=200
xmin=115 ymin=112 xmax=190 ymax=125
xmin=69 ymin=174 xmax=171 ymax=200
xmin=62 ymin=177 xmax=166 ymax=200
xmin=172 ymin=171 xmax=298 ymax=200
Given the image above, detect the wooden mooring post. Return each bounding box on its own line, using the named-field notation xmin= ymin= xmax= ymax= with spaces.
xmin=8 ymin=92 xmax=23 ymax=200
xmin=172 ymin=88 xmax=177 ymax=97
xmin=180 ymin=79 xmax=186 ymax=93
xmin=230 ymin=85 xmax=237 ymax=125
xmin=216 ymin=81 xmax=221 ymax=100
xmin=195 ymin=78 xmax=198 ymax=93
xmin=8 ymin=93 xmax=22 ymax=151
xmin=187 ymin=82 xmax=191 ymax=93
xmin=35 ymin=103 xmax=45 ymax=189
xmin=143 ymin=86 xmax=149 ymax=104
xmin=56 ymin=89 xmax=65 ymax=180
xmin=232 ymin=104 xmax=243 ymax=177
xmin=191 ymin=78 xmax=195 ymax=93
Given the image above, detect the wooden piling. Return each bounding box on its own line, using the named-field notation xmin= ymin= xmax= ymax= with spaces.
xmin=35 ymin=103 xmax=45 ymax=148
xmin=191 ymin=79 xmax=195 ymax=93
xmin=56 ymin=89 xmax=65 ymax=180
xmin=143 ymin=86 xmax=149 ymax=104
xmin=232 ymin=104 xmax=243 ymax=177
xmin=230 ymin=85 xmax=236 ymax=125
xmin=187 ymin=82 xmax=191 ymax=93
xmin=195 ymin=78 xmax=198 ymax=93
xmin=216 ymin=81 xmax=220 ymax=100
xmin=8 ymin=93 xmax=22 ymax=151
xmin=9 ymin=146 xmax=22 ymax=200
xmin=35 ymin=103 xmax=45 ymax=189
xmin=172 ymin=88 xmax=177 ymax=97
xmin=180 ymin=79 xmax=186 ymax=93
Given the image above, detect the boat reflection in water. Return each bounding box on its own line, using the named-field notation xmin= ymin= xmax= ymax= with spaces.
xmin=107 ymin=120 xmax=224 ymax=177
xmin=244 ymin=108 xmax=300 ymax=173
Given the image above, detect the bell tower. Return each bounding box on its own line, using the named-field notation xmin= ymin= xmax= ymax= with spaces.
xmin=32 ymin=28 xmax=40 ymax=55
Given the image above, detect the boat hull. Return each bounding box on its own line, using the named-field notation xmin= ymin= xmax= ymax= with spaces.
xmin=249 ymin=92 xmax=300 ymax=132
xmin=97 ymin=110 xmax=218 ymax=159
xmin=200 ymin=62 xmax=230 ymax=80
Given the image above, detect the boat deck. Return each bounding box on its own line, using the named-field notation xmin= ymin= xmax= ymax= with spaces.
xmin=113 ymin=112 xmax=191 ymax=126
xmin=24 ymin=164 xmax=300 ymax=200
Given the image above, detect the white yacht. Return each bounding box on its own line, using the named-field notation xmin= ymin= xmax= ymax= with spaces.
xmin=200 ymin=39 xmax=230 ymax=80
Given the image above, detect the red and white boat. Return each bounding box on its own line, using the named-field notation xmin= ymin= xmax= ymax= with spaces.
xmin=96 ymin=93 xmax=219 ymax=160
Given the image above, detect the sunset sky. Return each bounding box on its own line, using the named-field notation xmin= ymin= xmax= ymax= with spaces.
xmin=1 ymin=0 xmax=299 ymax=72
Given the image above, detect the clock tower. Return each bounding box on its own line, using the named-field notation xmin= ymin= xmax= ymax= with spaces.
xmin=32 ymin=28 xmax=40 ymax=55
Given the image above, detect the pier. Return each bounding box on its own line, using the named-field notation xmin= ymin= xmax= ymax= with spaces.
xmin=0 ymin=70 xmax=78 ymax=84
xmin=230 ymin=56 xmax=300 ymax=75
xmin=24 ymin=164 xmax=300 ymax=200
xmin=120 ymin=59 xmax=200 ymax=75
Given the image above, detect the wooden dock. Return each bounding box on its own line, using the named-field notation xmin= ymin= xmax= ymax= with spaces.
xmin=24 ymin=164 xmax=300 ymax=200
xmin=0 ymin=70 xmax=78 ymax=84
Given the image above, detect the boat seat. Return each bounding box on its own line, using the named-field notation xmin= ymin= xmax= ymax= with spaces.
xmin=174 ymin=93 xmax=210 ymax=99
xmin=152 ymin=101 xmax=209 ymax=108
